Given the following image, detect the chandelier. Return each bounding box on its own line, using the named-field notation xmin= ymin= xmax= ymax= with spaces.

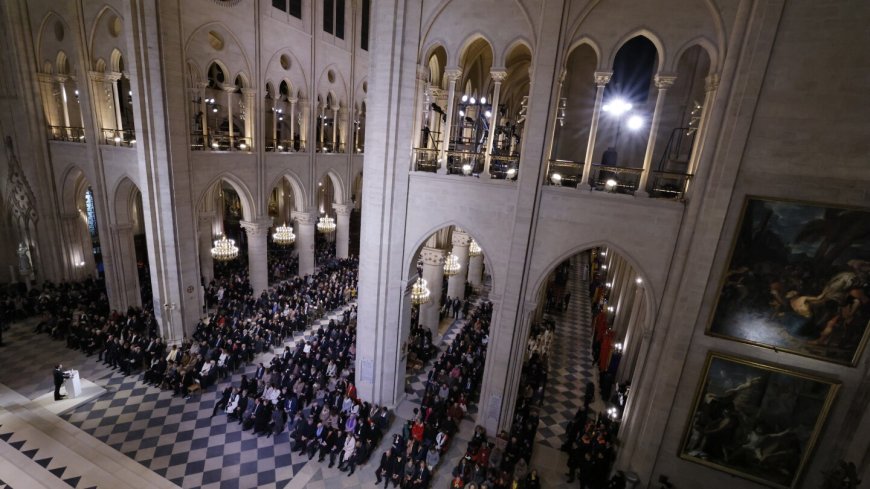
xmin=211 ymin=234 xmax=239 ymax=261
xmin=410 ymin=277 xmax=431 ymax=305
xmin=317 ymin=215 xmax=336 ymax=234
xmin=443 ymin=252 xmax=461 ymax=276
xmin=272 ymin=223 xmax=296 ymax=245
xmin=468 ymin=239 xmax=482 ymax=257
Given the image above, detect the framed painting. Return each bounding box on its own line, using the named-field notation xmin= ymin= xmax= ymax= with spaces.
xmin=680 ymin=352 xmax=840 ymax=489
xmin=708 ymin=197 xmax=870 ymax=365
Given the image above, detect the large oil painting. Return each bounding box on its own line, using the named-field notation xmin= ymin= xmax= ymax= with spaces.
xmin=709 ymin=198 xmax=870 ymax=365
xmin=681 ymin=353 xmax=839 ymax=489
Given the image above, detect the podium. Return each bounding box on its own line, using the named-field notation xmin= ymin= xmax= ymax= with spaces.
xmin=64 ymin=369 xmax=81 ymax=398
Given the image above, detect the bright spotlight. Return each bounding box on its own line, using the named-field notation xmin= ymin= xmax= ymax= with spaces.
xmin=603 ymin=98 xmax=632 ymax=116
xmin=469 ymin=97 xmax=476 ymax=105
xmin=461 ymin=94 xmax=468 ymax=102
xmin=550 ymin=173 xmax=562 ymax=185
xmin=485 ymin=110 xmax=492 ymax=118
xmin=458 ymin=110 xmax=465 ymax=117
xmin=480 ymin=97 xmax=487 ymax=104
xmin=461 ymin=164 xmax=472 ymax=175
xmin=627 ymin=115 xmax=644 ymax=130
xmin=605 ymin=179 xmax=618 ymax=190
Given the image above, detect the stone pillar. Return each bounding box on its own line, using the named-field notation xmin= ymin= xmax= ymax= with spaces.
xmin=224 ymin=86 xmax=235 ymax=147
xmin=580 ymin=71 xmax=612 ymax=188
xmin=637 ymin=74 xmax=677 ymax=195
xmin=241 ymin=219 xmax=271 ymax=295
xmin=438 ymin=69 xmax=462 ymax=174
xmin=288 ymin=97 xmax=298 ymax=150
xmin=242 ymin=88 xmax=255 ymax=149
xmin=198 ymin=82 xmax=209 ymax=139
xmin=419 ymin=247 xmax=446 ymax=337
xmin=413 ymin=65 xmax=428 ymax=148
xmin=467 ymin=251 xmax=484 ymax=289
xmin=293 ymin=211 xmax=316 ymax=276
xmin=617 ymin=283 xmax=645 ymax=383
xmin=483 ymin=71 xmax=507 ymax=177
xmin=113 ymin=224 xmax=141 ymax=308
xmin=56 ymin=75 xmax=72 ymax=129
xmin=331 ymin=105 xmax=340 ymax=151
xmin=299 ymin=99 xmax=308 ymax=151
xmin=198 ymin=213 xmax=215 ymax=285
xmin=686 ymin=73 xmax=720 ymax=178
xmin=319 ymin=103 xmax=326 ymax=150
xmin=333 ymin=203 xmax=353 ymax=259
xmin=109 ymin=73 xmax=124 ymax=131
xmin=447 ymin=230 xmax=471 ymax=299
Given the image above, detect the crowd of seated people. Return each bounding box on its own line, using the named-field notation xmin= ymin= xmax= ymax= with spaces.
xmin=267 ymin=252 xmax=298 ymax=283
xmin=405 ymin=312 xmax=435 ymax=371
xmin=448 ymin=318 xmax=551 ymax=489
xmin=370 ymin=300 xmax=492 ymax=489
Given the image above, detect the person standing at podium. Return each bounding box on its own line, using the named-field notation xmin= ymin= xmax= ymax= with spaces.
xmin=54 ymin=363 xmax=70 ymax=400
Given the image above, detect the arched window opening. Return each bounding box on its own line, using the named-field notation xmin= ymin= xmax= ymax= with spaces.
xmin=547 ymin=43 xmax=598 ymax=188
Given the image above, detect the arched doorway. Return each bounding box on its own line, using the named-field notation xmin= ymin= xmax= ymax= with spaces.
xmin=402 ymin=225 xmax=492 ymax=414
xmin=518 ymin=247 xmax=649 ymax=485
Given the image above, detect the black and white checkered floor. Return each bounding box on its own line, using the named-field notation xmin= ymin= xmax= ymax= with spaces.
xmin=535 ymin=254 xmax=598 ymax=450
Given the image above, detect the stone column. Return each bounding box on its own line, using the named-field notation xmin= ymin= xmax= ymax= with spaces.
xmin=483 ymin=70 xmax=507 ymax=177
xmin=580 ymin=71 xmax=612 ymax=188
xmin=299 ymin=99 xmax=308 ymax=151
xmin=198 ymin=82 xmax=210 ymax=140
xmin=438 ymin=69 xmax=462 ymax=174
xmin=333 ymin=203 xmax=353 ymax=259
xmin=241 ymin=219 xmax=271 ymax=295
xmin=224 ymin=86 xmax=236 ymax=147
xmin=242 ymin=88 xmax=255 ymax=149
xmin=617 ymin=283 xmax=645 ymax=383
xmin=687 ymin=73 xmax=720 ymax=178
xmin=413 ymin=65 xmax=428 ymax=148
xmin=113 ymin=224 xmax=141 ymax=308
xmin=419 ymin=247 xmax=446 ymax=338
xmin=332 ymin=105 xmax=340 ymax=151
xmin=318 ymin=103 xmax=326 ymax=150
xmin=447 ymin=230 xmax=471 ymax=299
xmin=288 ymin=97 xmax=298 ymax=150
xmin=467 ymin=250 xmax=484 ymax=289
xmin=37 ymin=73 xmax=59 ymax=127
xmin=293 ymin=211 xmax=316 ymax=276
xmin=197 ymin=213 xmax=215 ymax=285
xmin=637 ymin=74 xmax=677 ymax=195
xmin=109 ymin=72 xmax=124 ymax=131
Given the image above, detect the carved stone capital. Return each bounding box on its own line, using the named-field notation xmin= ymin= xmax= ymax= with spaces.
xmin=417 ymin=65 xmax=430 ymax=81
xmin=420 ymin=246 xmax=446 ymax=267
xmin=444 ymin=69 xmax=462 ymax=83
xmin=654 ymin=74 xmax=677 ymax=90
xmin=593 ymin=71 xmax=613 ymax=87
xmin=292 ymin=211 xmax=318 ymax=225
xmin=704 ymin=73 xmax=720 ymax=92
xmin=106 ymin=71 xmax=123 ymax=82
xmin=54 ymin=74 xmax=70 ymax=84
xmin=332 ymin=203 xmax=354 ymax=216
xmin=490 ymin=70 xmax=508 ymax=84
xmin=222 ymin=86 xmax=238 ymax=94
xmin=240 ymin=218 xmax=273 ymax=236
xmin=451 ymin=230 xmax=472 ymax=248
xmin=240 ymin=88 xmax=256 ymax=96
xmin=37 ymin=72 xmax=54 ymax=83
xmin=288 ymin=97 xmax=299 ymax=105
xmin=428 ymin=87 xmax=445 ymax=99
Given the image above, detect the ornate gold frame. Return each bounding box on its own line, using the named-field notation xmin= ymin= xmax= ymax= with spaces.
xmin=705 ymin=195 xmax=870 ymax=366
xmin=679 ymin=351 xmax=840 ymax=489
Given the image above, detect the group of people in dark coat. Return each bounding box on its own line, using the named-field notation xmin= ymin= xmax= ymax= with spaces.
xmin=373 ymin=299 xmax=492 ymax=489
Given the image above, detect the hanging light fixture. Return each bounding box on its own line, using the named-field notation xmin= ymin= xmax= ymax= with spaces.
xmin=410 ymin=277 xmax=431 ymax=305
xmin=317 ymin=215 xmax=336 ymax=234
xmin=468 ymin=239 xmax=482 ymax=257
xmin=211 ymin=234 xmax=239 ymax=261
xmin=272 ymin=223 xmax=296 ymax=246
xmin=443 ymin=252 xmax=461 ymax=276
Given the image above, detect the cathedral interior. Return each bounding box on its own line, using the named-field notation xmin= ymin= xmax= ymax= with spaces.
xmin=0 ymin=1 xmax=868 ymax=488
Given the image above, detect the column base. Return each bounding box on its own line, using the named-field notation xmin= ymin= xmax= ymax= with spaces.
xmin=436 ymin=167 xmax=448 ymax=175
xmin=578 ymin=183 xmax=592 ymax=191
xmin=634 ymin=190 xmax=650 ymax=198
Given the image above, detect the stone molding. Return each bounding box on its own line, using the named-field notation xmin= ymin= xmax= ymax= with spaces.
xmin=420 ymin=246 xmax=446 ymax=266
xmin=240 ymin=218 xmax=272 ymax=236
xmin=593 ymin=71 xmax=613 ymax=87
xmin=654 ymin=74 xmax=677 ymax=90
xmin=332 ymin=203 xmax=354 ymax=216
